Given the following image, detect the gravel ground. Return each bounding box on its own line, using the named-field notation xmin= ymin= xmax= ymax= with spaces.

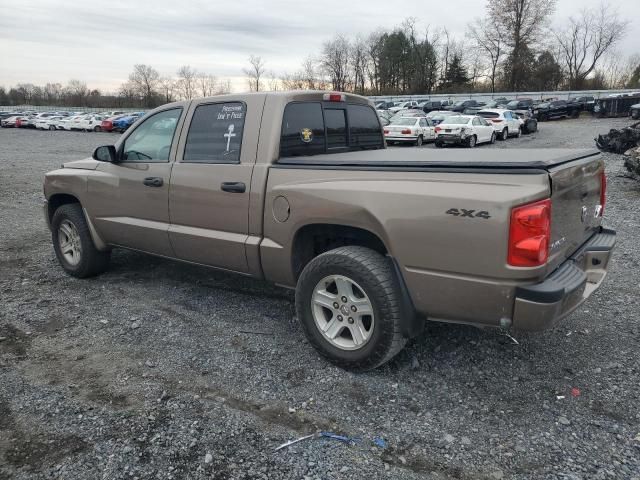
xmin=1 ymin=117 xmax=639 ymax=480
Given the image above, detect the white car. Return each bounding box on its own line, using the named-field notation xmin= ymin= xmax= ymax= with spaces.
xmin=100 ymin=110 xmax=126 ymax=117
xmin=389 ymin=101 xmax=420 ymax=113
xmin=35 ymin=116 xmax=65 ymax=130
xmin=76 ymin=115 xmax=106 ymax=132
xmin=384 ymin=116 xmax=435 ymax=146
xmin=476 ymin=109 xmax=522 ymax=140
xmin=434 ymin=115 xmax=496 ymax=148
xmin=62 ymin=115 xmax=88 ymax=131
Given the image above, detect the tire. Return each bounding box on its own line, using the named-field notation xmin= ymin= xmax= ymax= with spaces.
xmin=415 ymin=135 xmax=423 ymax=147
xmin=490 ymin=132 xmax=496 ymax=144
xmin=435 ymin=140 xmax=443 ymax=148
xmin=500 ymin=128 xmax=508 ymax=141
xmin=51 ymin=204 xmax=110 ymax=278
xmin=466 ymin=135 xmax=477 ymax=148
xmin=94 ymin=125 xmax=101 ymax=132
xmin=632 ymin=110 xmax=640 ymax=120
xmin=295 ymin=246 xmax=407 ymax=371
xmin=49 ymin=125 xmax=56 ymax=131
xmin=515 ymin=127 xmax=522 ymax=138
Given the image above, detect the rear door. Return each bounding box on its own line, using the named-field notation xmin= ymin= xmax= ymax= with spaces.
xmin=167 ymin=96 xmax=264 ymax=273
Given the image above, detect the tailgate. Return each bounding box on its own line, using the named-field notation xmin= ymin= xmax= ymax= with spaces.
xmin=546 ymin=155 xmax=604 ymax=273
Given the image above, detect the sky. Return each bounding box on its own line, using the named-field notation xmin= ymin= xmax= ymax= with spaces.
xmin=0 ymin=0 xmax=638 ymax=93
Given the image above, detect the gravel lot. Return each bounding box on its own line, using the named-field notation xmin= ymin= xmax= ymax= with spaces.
xmin=1 ymin=117 xmax=639 ymax=480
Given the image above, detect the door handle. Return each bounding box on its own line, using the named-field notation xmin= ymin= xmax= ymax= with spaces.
xmin=221 ymin=181 xmax=246 ymax=193
xmin=143 ymin=177 xmax=164 ymax=187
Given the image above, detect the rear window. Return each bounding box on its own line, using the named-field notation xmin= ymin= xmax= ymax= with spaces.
xmin=477 ymin=111 xmax=499 ymax=118
xmin=280 ymin=102 xmax=383 ymax=157
xmin=390 ymin=118 xmax=418 ymax=126
xmin=443 ymin=117 xmax=470 ymax=125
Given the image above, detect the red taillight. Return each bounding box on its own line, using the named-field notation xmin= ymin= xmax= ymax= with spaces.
xmin=401 ymin=129 xmax=411 ymax=134
xmin=323 ymin=93 xmax=345 ymax=102
xmin=435 ymin=126 xmax=442 ymax=133
xmin=599 ymin=170 xmax=606 ymax=216
xmin=383 ymin=129 xmax=389 ymax=134
xmin=490 ymin=119 xmax=501 ymax=123
xmin=508 ymin=198 xmax=551 ymax=267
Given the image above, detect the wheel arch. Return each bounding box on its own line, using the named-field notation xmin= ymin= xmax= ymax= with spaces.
xmin=47 ymin=193 xmax=109 ymax=251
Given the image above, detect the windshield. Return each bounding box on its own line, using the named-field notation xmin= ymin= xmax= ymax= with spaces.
xmin=538 ymin=103 xmax=550 ymax=108
xmin=506 ymin=101 xmax=520 ymax=108
xmin=453 ymin=101 xmax=465 ymax=107
xmin=389 ymin=118 xmax=417 ymax=126
xmin=442 ymin=117 xmax=471 ymax=125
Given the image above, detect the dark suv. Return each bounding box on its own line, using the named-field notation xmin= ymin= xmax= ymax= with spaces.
xmin=446 ymin=100 xmax=483 ymax=113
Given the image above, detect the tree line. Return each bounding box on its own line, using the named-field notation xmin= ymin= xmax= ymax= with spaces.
xmin=2 ymin=0 xmax=639 ymax=108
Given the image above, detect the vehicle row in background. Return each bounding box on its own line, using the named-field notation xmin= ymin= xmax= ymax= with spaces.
xmin=0 ymin=110 xmax=145 ymax=133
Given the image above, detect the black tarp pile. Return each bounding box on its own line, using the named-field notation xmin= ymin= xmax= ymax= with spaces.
xmin=595 ymin=121 xmax=640 ymax=178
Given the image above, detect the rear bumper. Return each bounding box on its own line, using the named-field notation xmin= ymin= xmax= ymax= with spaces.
xmin=386 ymin=135 xmax=418 ymax=142
xmin=513 ymin=227 xmax=616 ymax=331
xmin=436 ymin=134 xmax=465 ymax=145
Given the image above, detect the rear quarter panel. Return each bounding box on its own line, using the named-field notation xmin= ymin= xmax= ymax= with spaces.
xmin=261 ymin=167 xmax=551 ymax=326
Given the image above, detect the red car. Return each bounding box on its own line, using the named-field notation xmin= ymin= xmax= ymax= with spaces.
xmin=101 ymin=114 xmax=128 ymax=132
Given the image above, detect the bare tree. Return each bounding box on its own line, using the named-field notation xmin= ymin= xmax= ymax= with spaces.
xmin=488 ymin=0 xmax=557 ymax=90
xmin=216 ymin=79 xmax=233 ymax=95
xmin=267 ymin=71 xmax=280 ymax=91
xmin=158 ymin=77 xmax=176 ymax=103
xmin=176 ymin=65 xmax=197 ymax=100
xmin=321 ymin=35 xmax=351 ymax=91
xmin=197 ymin=72 xmax=218 ymax=97
xmin=554 ymin=4 xmax=629 ymax=90
xmin=351 ymin=35 xmax=368 ymax=94
xmin=467 ymin=17 xmax=504 ymax=92
xmin=128 ymin=64 xmax=160 ymax=107
xmin=243 ymin=55 xmax=265 ymax=92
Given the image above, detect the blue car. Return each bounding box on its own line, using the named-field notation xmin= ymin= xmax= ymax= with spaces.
xmin=112 ymin=112 xmax=146 ymax=132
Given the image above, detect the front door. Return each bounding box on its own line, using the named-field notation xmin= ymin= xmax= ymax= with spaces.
xmin=86 ymin=107 xmax=184 ymax=256
xmin=168 ymin=98 xmax=261 ymax=274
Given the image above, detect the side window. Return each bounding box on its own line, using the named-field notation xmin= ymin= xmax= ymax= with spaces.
xmin=280 ymin=102 xmax=325 ymax=157
xmin=122 ymin=108 xmax=181 ymax=162
xmin=324 ymin=109 xmax=347 ymax=149
xmin=472 ymin=118 xmax=481 ymax=126
xmin=504 ymin=112 xmax=511 ymax=119
xmin=419 ymin=118 xmax=427 ymax=127
xmin=348 ymin=104 xmax=383 ymax=149
xmin=183 ymin=102 xmax=246 ymax=164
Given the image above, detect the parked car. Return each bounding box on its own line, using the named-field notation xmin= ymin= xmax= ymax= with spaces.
xmin=1 ymin=115 xmax=21 ymax=127
xmin=389 ymin=101 xmax=419 ymax=112
xmin=100 ymin=114 xmax=129 ymax=132
xmin=76 ymin=115 xmax=106 ymax=132
xmin=374 ymin=101 xmax=395 ymax=110
xmin=513 ymin=110 xmax=538 ymax=134
xmin=426 ymin=110 xmax=460 ymax=126
xmin=434 ymin=115 xmax=496 ymax=147
xmin=384 ymin=116 xmax=435 ymax=146
xmin=533 ymin=100 xmax=579 ymax=121
xmin=35 ymin=116 xmax=65 ymax=130
xmin=476 ymin=109 xmax=522 ymax=140
xmin=100 ymin=110 xmax=126 ymax=117
xmin=52 ymin=116 xmax=72 ymax=130
xmin=569 ymin=96 xmax=595 ymax=112
xmin=630 ymin=103 xmax=640 ymax=120
xmin=61 ymin=115 xmax=87 ymax=131
xmin=506 ymin=99 xmax=534 ymax=111
xmin=16 ymin=116 xmax=36 ymax=128
xmin=42 ymin=90 xmax=615 ymax=370
xmin=446 ymin=99 xmax=484 ymax=112
xmin=419 ymin=100 xmax=447 ymax=113
xmin=112 ymin=112 xmax=145 ymax=132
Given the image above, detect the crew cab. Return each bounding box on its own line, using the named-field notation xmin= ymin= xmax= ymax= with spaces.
xmin=43 ymin=91 xmax=616 ymax=370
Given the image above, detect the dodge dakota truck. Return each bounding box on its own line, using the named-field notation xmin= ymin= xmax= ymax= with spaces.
xmin=43 ymin=91 xmax=616 ymax=370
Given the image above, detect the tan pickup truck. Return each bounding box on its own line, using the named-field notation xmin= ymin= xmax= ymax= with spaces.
xmin=43 ymin=91 xmax=616 ymax=370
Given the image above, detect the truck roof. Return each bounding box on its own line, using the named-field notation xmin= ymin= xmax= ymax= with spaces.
xmin=277 ymin=148 xmax=601 ymax=171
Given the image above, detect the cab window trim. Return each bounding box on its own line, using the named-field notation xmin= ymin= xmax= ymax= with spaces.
xmin=118 ymin=107 xmax=183 ymax=163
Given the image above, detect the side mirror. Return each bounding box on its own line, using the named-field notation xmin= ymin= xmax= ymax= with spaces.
xmin=93 ymin=145 xmax=117 ymax=162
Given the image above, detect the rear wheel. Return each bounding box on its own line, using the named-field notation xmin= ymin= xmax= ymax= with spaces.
xmin=295 ymin=246 xmax=407 ymax=371
xmin=415 ymin=135 xmax=423 ymax=146
xmin=51 ymin=204 xmax=110 ymax=278
xmin=500 ymin=128 xmax=508 ymax=141
xmin=490 ymin=132 xmax=497 ymax=144
xmin=49 ymin=125 xmax=56 ymax=131
xmin=466 ymin=135 xmax=477 ymax=148
xmin=94 ymin=125 xmax=102 ymax=132
xmin=632 ymin=110 xmax=640 ymax=120
xmin=515 ymin=127 xmax=522 ymax=138
xmin=435 ymin=140 xmax=444 ymax=148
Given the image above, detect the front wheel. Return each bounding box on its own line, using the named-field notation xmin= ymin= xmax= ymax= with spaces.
xmin=435 ymin=140 xmax=443 ymax=148
xmin=94 ymin=125 xmax=101 ymax=132
xmin=51 ymin=204 xmax=110 ymax=278
xmin=415 ymin=135 xmax=423 ymax=147
xmin=499 ymin=128 xmax=508 ymax=141
xmin=515 ymin=127 xmax=522 ymax=138
xmin=490 ymin=132 xmax=497 ymax=144
xmin=295 ymin=246 xmax=407 ymax=371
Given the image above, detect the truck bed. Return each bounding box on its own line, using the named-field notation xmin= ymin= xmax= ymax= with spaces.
xmin=276 ymin=148 xmax=601 ymax=171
